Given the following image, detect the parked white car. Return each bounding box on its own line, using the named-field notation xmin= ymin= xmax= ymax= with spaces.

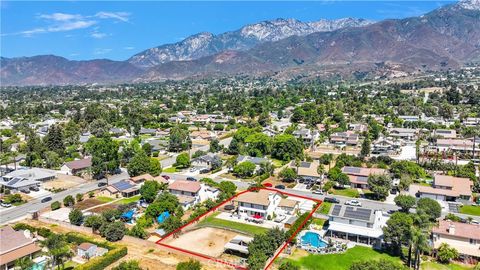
xmin=345 ymin=200 xmax=362 ymax=207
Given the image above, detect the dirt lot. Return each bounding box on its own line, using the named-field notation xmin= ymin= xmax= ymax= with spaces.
xmin=164 ymin=227 xmax=239 ymax=258
xmin=74 ymin=199 xmax=105 ymax=210
xmin=88 ymin=204 xmax=118 ymax=214
xmin=43 ymin=174 xmax=86 ymax=190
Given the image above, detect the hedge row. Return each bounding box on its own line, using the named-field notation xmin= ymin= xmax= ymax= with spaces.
xmin=286 ymin=212 xmax=312 ymax=240
xmin=74 ymin=246 xmax=127 ymax=270
xmin=65 ymin=232 xmax=114 ymax=250
xmin=12 ymin=223 xmax=53 ymax=238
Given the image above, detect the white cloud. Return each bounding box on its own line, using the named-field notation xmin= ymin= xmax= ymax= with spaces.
xmin=3 ymin=11 xmax=130 ymax=37
xmin=95 ymin=12 xmax=130 ymax=22
xmin=94 ymin=48 xmax=112 ymax=55
xmin=123 ymin=46 xmax=135 ymax=50
xmin=91 ymin=31 xmax=108 ymax=39
xmin=39 ymin=13 xmax=83 ymax=21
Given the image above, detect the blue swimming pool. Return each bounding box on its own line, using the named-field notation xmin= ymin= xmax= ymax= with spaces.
xmin=301 ymin=231 xmax=327 ymax=248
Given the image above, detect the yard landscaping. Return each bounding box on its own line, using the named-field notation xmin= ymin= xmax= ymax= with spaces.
xmin=117 ymin=195 xmax=141 ymax=205
xmin=198 ymin=212 xmax=268 ymax=236
xmin=317 ymin=202 xmax=332 ymax=215
xmin=331 ymin=188 xmax=359 ymax=198
xmin=420 ymin=262 xmax=473 ymax=270
xmin=459 ymin=205 xmax=480 ymax=216
xmin=163 ymin=166 xmax=179 ymax=173
xmin=96 ymin=196 xmax=116 ymax=203
xmin=284 ymin=246 xmax=400 ymax=270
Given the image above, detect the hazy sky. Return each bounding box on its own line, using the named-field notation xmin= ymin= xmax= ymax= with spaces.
xmin=1 ymin=1 xmax=454 ymax=60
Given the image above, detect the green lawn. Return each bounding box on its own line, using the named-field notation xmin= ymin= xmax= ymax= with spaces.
xmin=285 ymin=246 xmax=401 ymax=270
xmin=198 ymin=213 xmax=268 ymax=236
xmin=311 ymin=218 xmax=327 ymax=228
xmin=317 ymin=202 xmax=332 ymax=215
xmin=163 ymin=166 xmax=179 ymax=173
xmin=331 ymin=188 xmax=360 ymax=198
xmin=117 ymin=195 xmax=141 ymax=205
xmin=459 ymin=205 xmax=480 ymax=216
xmin=96 ymin=196 xmax=115 ymax=203
xmin=420 ymin=262 xmax=473 ymax=270
xmin=12 ymin=201 xmax=26 ymax=206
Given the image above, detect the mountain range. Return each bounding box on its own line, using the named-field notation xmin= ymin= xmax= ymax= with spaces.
xmin=1 ymin=0 xmax=480 ymax=86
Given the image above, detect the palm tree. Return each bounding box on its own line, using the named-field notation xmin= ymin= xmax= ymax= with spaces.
xmin=15 ymin=256 xmax=34 ymax=270
xmin=411 ymin=228 xmax=430 ymax=270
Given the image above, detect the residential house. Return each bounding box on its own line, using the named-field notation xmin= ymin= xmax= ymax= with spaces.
xmin=236 ymin=155 xmax=269 ymax=173
xmin=371 ymin=137 xmax=401 ymax=155
xmin=436 ymin=139 xmax=477 ymax=155
xmin=399 ymin=115 xmax=420 ymax=122
xmin=190 ymin=130 xmax=216 ymax=141
xmin=109 ymin=128 xmax=126 ymax=137
xmin=1 ymin=168 xmax=56 ymax=192
xmin=262 ymin=127 xmax=279 ymax=137
xmin=61 ymin=158 xmax=92 ymax=175
xmin=77 ymin=243 xmax=96 ymax=258
xmin=102 ymin=180 xmax=139 ymax=198
xmin=464 ymin=118 xmax=480 ymax=127
xmin=0 ymin=226 xmax=41 ymax=270
xmin=329 ymin=131 xmax=359 ymax=146
xmin=432 ymin=221 xmax=480 ymax=262
xmin=130 ymin=173 xmax=154 ymax=184
xmin=327 ymin=205 xmax=389 ymax=246
xmin=341 ymin=166 xmax=387 ymax=189
xmin=349 ymin=123 xmax=368 ymax=133
xmin=277 ymin=198 xmax=299 ymax=215
xmin=191 ymin=154 xmax=221 ymax=171
xmin=293 ymin=128 xmax=319 ymax=146
xmin=388 ymin=128 xmax=418 ymax=140
xmin=139 ymin=128 xmax=157 ymax=136
xmin=233 ymin=189 xmax=281 ymax=219
xmin=433 ymin=129 xmax=457 ymax=139
xmin=289 ymin=161 xmax=322 ymax=181
xmin=168 ymin=180 xmax=201 ymax=209
xmin=409 ymin=175 xmax=473 ymax=201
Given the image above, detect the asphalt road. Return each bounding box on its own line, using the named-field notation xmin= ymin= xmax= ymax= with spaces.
xmin=0 ymin=171 xmax=129 ymax=225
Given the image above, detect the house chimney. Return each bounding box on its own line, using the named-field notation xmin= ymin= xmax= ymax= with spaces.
xmin=448 ymin=224 xmax=455 ymax=235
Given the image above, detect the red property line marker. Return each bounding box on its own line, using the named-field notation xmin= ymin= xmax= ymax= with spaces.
xmin=155 ymin=187 xmax=322 ymax=270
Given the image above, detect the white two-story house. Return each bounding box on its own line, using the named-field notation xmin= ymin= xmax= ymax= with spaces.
xmin=234 ymin=190 xmax=281 ymax=220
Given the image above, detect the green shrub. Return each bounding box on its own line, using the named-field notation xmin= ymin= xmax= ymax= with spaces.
xmin=51 ymin=201 xmax=61 ymax=210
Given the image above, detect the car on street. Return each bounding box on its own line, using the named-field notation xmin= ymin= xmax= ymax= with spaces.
xmin=345 ymin=199 xmax=362 ymax=207
xmin=199 ymin=168 xmax=210 ymax=174
xmin=29 ymin=186 xmax=40 ymax=191
xmin=98 ymin=182 xmax=107 ymax=187
xmin=0 ymin=201 xmax=12 ymax=208
xmin=21 ymin=189 xmax=30 ymax=194
xmin=162 ymin=175 xmax=171 ymax=180
xmin=41 ymin=196 xmax=52 ymax=203
xmin=186 ymin=177 xmax=197 ymax=181
xmin=263 ymin=183 xmax=273 ymax=187
xmin=312 ymin=189 xmax=323 ymax=195
xmin=323 ymin=197 xmax=340 ymax=204
xmin=275 ymin=185 xmax=285 ymax=190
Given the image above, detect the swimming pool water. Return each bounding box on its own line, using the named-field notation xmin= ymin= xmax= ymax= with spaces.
xmin=301 ymin=232 xmax=327 ymax=248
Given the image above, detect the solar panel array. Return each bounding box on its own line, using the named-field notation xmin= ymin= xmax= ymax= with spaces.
xmin=344 ymin=206 xmax=372 ymax=221
xmin=112 ymin=180 xmax=133 ymax=191
xmin=343 ymin=167 xmax=362 ymax=174
xmin=300 ymin=161 xmax=311 ymax=168
xmin=7 ymin=177 xmax=23 ymax=185
xmin=331 ymin=205 xmax=342 ymax=216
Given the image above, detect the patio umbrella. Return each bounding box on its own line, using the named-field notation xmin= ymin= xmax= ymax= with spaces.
xmin=252 ymin=214 xmax=263 ymax=219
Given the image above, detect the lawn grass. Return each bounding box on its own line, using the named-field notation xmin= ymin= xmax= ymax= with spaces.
xmin=317 ymin=202 xmax=332 ymax=215
xmin=420 ymin=261 xmax=473 ymax=270
xmin=459 ymin=205 xmax=480 ymax=216
xmin=331 ymin=188 xmax=360 ymax=198
xmin=311 ymin=218 xmax=327 ymax=228
xmin=117 ymin=195 xmax=141 ymax=205
xmin=96 ymin=196 xmax=115 ymax=203
xmin=285 ymin=246 xmax=401 ymax=270
xmin=198 ymin=213 xmax=268 ymax=236
xmin=163 ymin=166 xmax=179 ymax=173
xmin=12 ymin=201 xmax=26 ymax=206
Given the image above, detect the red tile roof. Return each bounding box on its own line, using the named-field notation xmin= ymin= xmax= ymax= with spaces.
xmin=168 ymin=180 xmax=201 ymax=193
xmin=433 ymin=220 xmax=480 ymax=240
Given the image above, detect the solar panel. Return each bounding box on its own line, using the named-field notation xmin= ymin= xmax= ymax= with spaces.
xmin=113 ymin=180 xmax=133 ymax=191
xmin=300 ymin=162 xmax=310 ymax=168
xmin=7 ymin=177 xmax=23 ymax=186
xmin=343 ymin=206 xmax=372 ymax=221
xmin=343 ymin=167 xmax=362 ymax=174
xmin=331 ymin=205 xmax=342 ymax=216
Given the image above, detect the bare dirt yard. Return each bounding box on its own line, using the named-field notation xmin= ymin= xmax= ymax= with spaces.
xmin=74 ymin=198 xmax=105 ymax=210
xmin=164 ymin=227 xmax=239 ymax=258
xmin=43 ymin=174 xmax=87 ymax=190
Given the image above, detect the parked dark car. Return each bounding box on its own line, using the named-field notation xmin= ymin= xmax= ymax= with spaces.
xmin=275 ymin=185 xmax=286 ymax=190
xmin=324 ymin=197 xmax=340 ymax=204
xmin=98 ymin=182 xmax=107 ymax=187
xmin=186 ymin=177 xmax=197 ymax=182
xmin=41 ymin=196 xmax=52 ymax=203
xmin=390 ymin=189 xmax=398 ymax=195
xmin=29 ymin=186 xmax=40 ymax=191
xmin=224 ymin=204 xmax=235 ymax=211
xmin=21 ymin=189 xmax=30 ymax=194
xmin=199 ymin=168 xmax=210 ymax=174
xmin=162 ymin=175 xmax=171 ymax=180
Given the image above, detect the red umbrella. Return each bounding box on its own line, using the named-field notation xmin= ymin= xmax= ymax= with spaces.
xmin=253 ymin=214 xmax=263 ymax=219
